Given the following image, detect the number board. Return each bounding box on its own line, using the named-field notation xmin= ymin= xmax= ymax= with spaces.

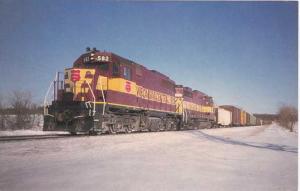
xmin=96 ymin=55 xmax=110 ymax=62
xmin=83 ymin=54 xmax=111 ymax=63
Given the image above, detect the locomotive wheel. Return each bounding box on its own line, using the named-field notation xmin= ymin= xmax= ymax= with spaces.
xmin=147 ymin=123 xmax=153 ymax=132
xmin=125 ymin=124 xmax=134 ymax=133
xmin=165 ymin=119 xmax=175 ymax=131
xmin=70 ymin=119 xmax=83 ymax=135
xmin=70 ymin=131 xmax=77 ymax=135
xmin=147 ymin=121 xmax=156 ymax=132
xmin=176 ymin=119 xmax=183 ymax=131
xmin=89 ymin=130 xmax=98 ymax=136
xmin=109 ymin=124 xmax=116 ymax=134
xmin=158 ymin=122 xmax=165 ymax=131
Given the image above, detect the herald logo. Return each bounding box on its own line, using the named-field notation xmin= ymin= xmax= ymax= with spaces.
xmin=125 ymin=81 xmax=131 ymax=93
xmin=71 ymin=70 xmax=80 ymax=82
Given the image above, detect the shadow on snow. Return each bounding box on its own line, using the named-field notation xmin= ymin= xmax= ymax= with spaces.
xmin=189 ymin=130 xmax=298 ymax=154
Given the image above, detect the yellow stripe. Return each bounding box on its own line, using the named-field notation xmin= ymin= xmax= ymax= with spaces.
xmin=108 ymin=78 xmax=137 ymax=95
xmin=107 ymin=79 xmax=176 ymax=106
xmin=183 ymin=101 xmax=214 ymax=113
xmin=64 ymin=69 xmax=176 ymax=106
xmin=137 ymin=86 xmax=175 ymax=105
xmin=96 ymin=76 xmax=108 ymax=90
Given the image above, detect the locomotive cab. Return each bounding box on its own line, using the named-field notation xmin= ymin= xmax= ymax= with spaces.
xmin=44 ymin=48 xmax=139 ymax=134
xmin=44 ymin=48 xmax=112 ymax=133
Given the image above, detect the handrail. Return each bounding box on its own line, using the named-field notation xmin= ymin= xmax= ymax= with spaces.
xmin=86 ymin=81 xmax=96 ymax=117
xmin=43 ymin=81 xmax=53 ymax=115
xmin=185 ymin=109 xmax=188 ymax=123
xmin=98 ymin=76 xmax=106 ymax=115
xmin=183 ymin=109 xmax=188 ymax=123
xmin=182 ymin=108 xmax=185 ymax=124
xmin=53 ymin=72 xmax=58 ymax=101
xmin=43 ymin=74 xmax=57 ymax=115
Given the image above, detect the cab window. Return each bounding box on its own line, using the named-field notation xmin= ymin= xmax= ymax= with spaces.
xmin=123 ymin=66 xmax=131 ymax=80
xmin=99 ymin=63 xmax=109 ymax=71
xmin=112 ymin=63 xmax=120 ymax=77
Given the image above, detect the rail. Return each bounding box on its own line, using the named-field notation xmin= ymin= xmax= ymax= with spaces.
xmin=0 ymin=134 xmax=73 ymax=142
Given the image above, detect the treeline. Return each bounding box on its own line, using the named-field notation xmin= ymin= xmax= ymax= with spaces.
xmin=0 ymin=106 xmax=43 ymax=115
xmin=253 ymin=114 xmax=278 ymax=125
xmin=255 ymin=106 xmax=298 ymax=132
xmin=277 ymin=106 xmax=298 ymax=132
xmin=0 ymin=91 xmax=43 ymax=130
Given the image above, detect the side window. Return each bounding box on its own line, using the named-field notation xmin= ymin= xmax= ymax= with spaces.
xmin=183 ymin=91 xmax=193 ymax=98
xmin=123 ymin=66 xmax=131 ymax=80
xmin=161 ymin=79 xmax=174 ymax=90
xmin=64 ymin=72 xmax=68 ymax=79
xmin=136 ymin=66 xmax=142 ymax=77
xmin=99 ymin=63 xmax=109 ymax=71
xmin=112 ymin=63 xmax=120 ymax=77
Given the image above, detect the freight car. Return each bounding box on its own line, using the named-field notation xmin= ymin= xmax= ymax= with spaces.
xmin=215 ymin=107 xmax=232 ymax=127
xmin=249 ymin=114 xmax=257 ymax=126
xmin=219 ymin=105 xmax=260 ymax=127
xmin=246 ymin=112 xmax=250 ymax=126
xmin=219 ymin=105 xmax=241 ymax=126
xmin=44 ymin=48 xmax=215 ymax=134
xmin=241 ymin=110 xmax=247 ymax=126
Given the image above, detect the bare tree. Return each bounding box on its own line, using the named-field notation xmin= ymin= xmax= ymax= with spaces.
xmin=8 ymin=90 xmax=34 ymax=130
xmin=278 ymin=105 xmax=298 ymax=132
xmin=0 ymin=94 xmax=5 ymax=130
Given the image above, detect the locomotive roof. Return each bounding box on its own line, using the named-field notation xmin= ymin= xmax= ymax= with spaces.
xmin=74 ymin=49 xmax=175 ymax=83
xmin=111 ymin=52 xmax=175 ymax=83
xmin=220 ymin=105 xmax=242 ymax=110
xmin=175 ymin=85 xmax=209 ymax=97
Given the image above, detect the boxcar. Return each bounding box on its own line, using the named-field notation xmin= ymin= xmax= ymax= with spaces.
xmin=219 ymin=105 xmax=241 ymax=126
xmin=250 ymin=115 xmax=256 ymax=126
xmin=246 ymin=112 xmax=250 ymax=126
xmin=215 ymin=107 xmax=232 ymax=126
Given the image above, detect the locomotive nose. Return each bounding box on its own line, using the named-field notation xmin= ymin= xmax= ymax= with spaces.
xmin=71 ymin=69 xmax=81 ymax=82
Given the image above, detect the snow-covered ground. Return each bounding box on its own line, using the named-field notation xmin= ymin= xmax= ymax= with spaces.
xmin=0 ymin=130 xmax=68 ymax=136
xmin=0 ymin=124 xmax=297 ymax=191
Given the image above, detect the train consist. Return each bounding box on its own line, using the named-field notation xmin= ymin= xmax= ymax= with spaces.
xmin=43 ymin=48 xmax=261 ymax=134
xmin=215 ymin=106 xmax=261 ymax=127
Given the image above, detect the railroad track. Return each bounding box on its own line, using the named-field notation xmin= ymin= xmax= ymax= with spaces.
xmin=0 ymin=126 xmax=231 ymax=142
xmin=0 ymin=134 xmax=76 ymax=142
xmin=0 ymin=129 xmax=188 ymax=142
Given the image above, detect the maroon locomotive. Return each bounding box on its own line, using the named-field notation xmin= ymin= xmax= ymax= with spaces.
xmin=43 ymin=48 xmax=216 ymax=134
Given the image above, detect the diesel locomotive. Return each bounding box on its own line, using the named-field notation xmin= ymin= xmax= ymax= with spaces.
xmin=43 ymin=48 xmax=215 ymax=134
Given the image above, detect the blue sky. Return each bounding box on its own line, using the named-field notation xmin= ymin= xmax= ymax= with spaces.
xmin=0 ymin=1 xmax=297 ymax=114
